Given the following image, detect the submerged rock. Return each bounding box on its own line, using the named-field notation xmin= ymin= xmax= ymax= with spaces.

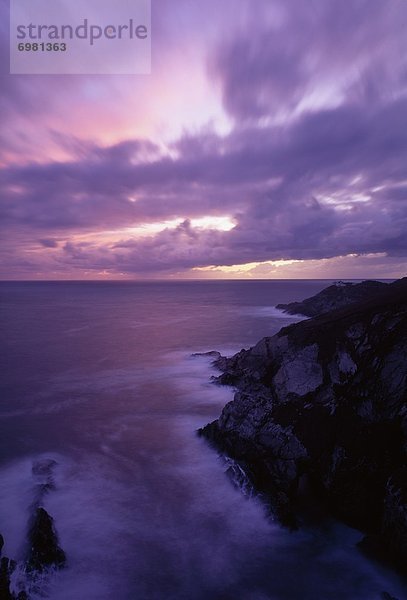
xmin=200 ymin=278 xmax=407 ymax=572
xmin=192 ymin=351 xmax=221 ymax=360
xmin=31 ymin=459 xmax=58 ymax=479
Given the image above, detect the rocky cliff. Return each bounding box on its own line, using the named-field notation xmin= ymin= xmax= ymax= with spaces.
xmin=276 ymin=279 xmax=389 ymax=317
xmin=200 ymin=278 xmax=407 ymax=573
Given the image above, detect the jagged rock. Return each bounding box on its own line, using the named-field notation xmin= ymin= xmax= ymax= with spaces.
xmin=200 ymin=278 xmax=407 ymax=572
xmin=0 ymin=556 xmax=16 ymax=600
xmin=0 ymin=473 xmax=66 ymax=600
xmin=0 ymin=534 xmax=27 ymax=600
xmin=26 ymin=508 xmax=66 ymax=573
xmin=272 ymin=343 xmax=323 ymax=398
xmin=224 ymin=457 xmax=255 ymax=497
xmin=276 ymin=279 xmax=390 ymax=317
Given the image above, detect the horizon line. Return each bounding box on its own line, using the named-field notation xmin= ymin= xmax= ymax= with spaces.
xmin=0 ymin=277 xmax=398 ymax=283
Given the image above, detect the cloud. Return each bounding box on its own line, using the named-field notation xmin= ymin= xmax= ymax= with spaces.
xmin=0 ymin=0 xmax=406 ymax=278
xmin=39 ymin=238 xmax=59 ymax=248
xmin=210 ymin=0 xmax=407 ymax=121
xmin=1 ymin=93 xmax=407 ymax=277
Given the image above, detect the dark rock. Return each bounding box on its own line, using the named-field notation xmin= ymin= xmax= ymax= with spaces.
xmin=26 ymin=507 xmax=66 ymax=572
xmin=0 ymin=534 xmax=27 ymax=600
xmin=381 ymin=468 xmax=407 ymax=571
xmin=200 ymin=277 xmax=407 ymax=572
xmin=0 ymin=556 xmax=15 ymax=600
xmin=276 ymin=279 xmax=390 ymax=317
xmin=0 ymin=485 xmax=66 ymax=599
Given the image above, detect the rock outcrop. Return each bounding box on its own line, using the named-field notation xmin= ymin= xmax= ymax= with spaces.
xmin=0 ymin=459 xmax=66 ymax=599
xmin=0 ymin=554 xmax=16 ymax=600
xmin=26 ymin=508 xmax=66 ymax=573
xmin=0 ymin=538 xmax=24 ymax=600
xmin=200 ymin=278 xmax=407 ymax=572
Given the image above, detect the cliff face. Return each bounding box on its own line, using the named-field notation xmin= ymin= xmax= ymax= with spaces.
xmin=200 ymin=279 xmax=407 ymax=572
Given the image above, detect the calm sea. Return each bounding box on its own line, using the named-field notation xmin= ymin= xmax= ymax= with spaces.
xmin=0 ymin=280 xmax=404 ymax=599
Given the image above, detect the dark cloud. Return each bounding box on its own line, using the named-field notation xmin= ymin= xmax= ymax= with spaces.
xmin=1 ymin=93 xmax=407 ymax=276
xmin=39 ymin=238 xmax=59 ymax=248
xmin=211 ymin=0 xmax=407 ymax=120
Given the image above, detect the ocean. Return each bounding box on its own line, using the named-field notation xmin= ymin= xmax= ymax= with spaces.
xmin=0 ymin=280 xmax=405 ymax=600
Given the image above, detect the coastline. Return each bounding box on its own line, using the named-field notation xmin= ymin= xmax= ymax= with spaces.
xmin=199 ymin=279 xmax=407 ymax=576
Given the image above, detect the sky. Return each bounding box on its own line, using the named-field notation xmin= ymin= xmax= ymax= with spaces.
xmin=1 ymin=0 xmax=407 ymax=280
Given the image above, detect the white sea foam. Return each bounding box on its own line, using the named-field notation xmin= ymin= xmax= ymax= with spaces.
xmin=240 ymin=305 xmax=308 ymax=320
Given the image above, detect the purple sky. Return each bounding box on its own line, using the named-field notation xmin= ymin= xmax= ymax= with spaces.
xmin=1 ymin=0 xmax=407 ymax=279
